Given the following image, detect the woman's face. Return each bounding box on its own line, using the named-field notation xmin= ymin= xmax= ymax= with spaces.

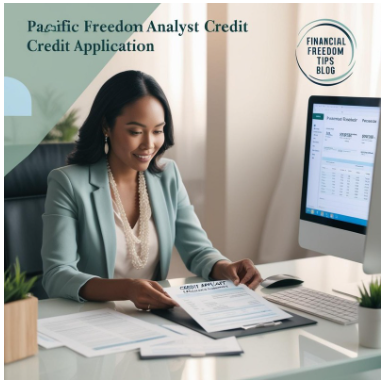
xmin=106 ymin=96 xmax=166 ymax=172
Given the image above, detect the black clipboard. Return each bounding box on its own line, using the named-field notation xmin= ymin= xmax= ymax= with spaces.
xmin=151 ymin=307 xmax=317 ymax=339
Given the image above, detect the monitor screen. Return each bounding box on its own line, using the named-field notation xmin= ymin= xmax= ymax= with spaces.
xmin=301 ymin=97 xmax=381 ymax=235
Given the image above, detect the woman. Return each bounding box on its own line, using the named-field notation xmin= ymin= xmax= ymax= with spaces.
xmin=41 ymin=71 xmax=262 ymax=309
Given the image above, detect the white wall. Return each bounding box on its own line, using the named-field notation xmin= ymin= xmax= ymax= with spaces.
xmin=258 ymin=3 xmax=381 ymax=264
xmin=224 ymin=4 xmax=298 ymax=262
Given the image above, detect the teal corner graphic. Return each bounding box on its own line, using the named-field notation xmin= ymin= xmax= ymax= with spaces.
xmin=4 ymin=3 xmax=159 ymax=175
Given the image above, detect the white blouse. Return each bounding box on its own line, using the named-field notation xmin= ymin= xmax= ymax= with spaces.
xmin=112 ymin=199 xmax=160 ymax=280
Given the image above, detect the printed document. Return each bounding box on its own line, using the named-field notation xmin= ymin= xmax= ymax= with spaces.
xmin=140 ymin=324 xmax=242 ymax=358
xmin=38 ymin=309 xmax=178 ymax=357
xmin=38 ymin=332 xmax=64 ymax=349
xmin=165 ymin=281 xmax=292 ymax=332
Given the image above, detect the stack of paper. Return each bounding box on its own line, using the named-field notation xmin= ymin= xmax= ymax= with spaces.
xmin=38 ymin=308 xmax=242 ymax=358
xmin=38 ymin=309 xmax=179 ymax=357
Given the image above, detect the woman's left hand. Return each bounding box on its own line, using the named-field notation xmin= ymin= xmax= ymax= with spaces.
xmin=210 ymin=259 xmax=263 ymax=290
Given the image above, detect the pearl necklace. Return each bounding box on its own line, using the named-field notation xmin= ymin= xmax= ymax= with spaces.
xmin=107 ymin=163 xmax=151 ymax=269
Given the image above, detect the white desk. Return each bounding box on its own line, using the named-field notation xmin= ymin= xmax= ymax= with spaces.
xmin=4 ymin=256 xmax=381 ymax=380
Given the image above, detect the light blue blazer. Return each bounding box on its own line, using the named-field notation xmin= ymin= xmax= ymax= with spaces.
xmin=41 ymin=157 xmax=228 ymax=302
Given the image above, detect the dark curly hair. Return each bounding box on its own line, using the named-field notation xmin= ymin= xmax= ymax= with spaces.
xmin=67 ymin=71 xmax=174 ymax=174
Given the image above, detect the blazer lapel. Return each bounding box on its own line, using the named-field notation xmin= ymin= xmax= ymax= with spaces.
xmin=90 ymin=158 xmax=116 ymax=279
xmin=145 ymin=171 xmax=172 ymax=279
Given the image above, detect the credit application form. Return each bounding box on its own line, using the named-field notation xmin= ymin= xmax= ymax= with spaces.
xmin=166 ymin=281 xmax=292 ymax=332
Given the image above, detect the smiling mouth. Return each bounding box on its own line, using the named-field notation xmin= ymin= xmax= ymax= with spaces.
xmin=134 ymin=154 xmax=153 ymax=159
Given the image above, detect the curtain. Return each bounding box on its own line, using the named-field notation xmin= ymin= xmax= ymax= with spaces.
xmin=258 ymin=3 xmax=381 ymax=263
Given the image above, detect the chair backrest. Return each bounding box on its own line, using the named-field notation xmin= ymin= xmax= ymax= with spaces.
xmin=4 ymin=143 xmax=75 ymax=299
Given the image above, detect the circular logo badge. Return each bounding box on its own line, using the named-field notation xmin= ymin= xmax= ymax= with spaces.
xmin=295 ymin=19 xmax=357 ymax=86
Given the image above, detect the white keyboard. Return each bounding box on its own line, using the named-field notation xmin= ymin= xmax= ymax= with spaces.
xmin=264 ymin=286 xmax=359 ymax=325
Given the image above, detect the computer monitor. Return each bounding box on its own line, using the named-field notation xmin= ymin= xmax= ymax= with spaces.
xmin=299 ymin=96 xmax=381 ymax=267
xmin=363 ymin=122 xmax=381 ymax=274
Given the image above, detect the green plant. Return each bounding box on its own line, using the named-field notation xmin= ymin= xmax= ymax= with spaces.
xmin=4 ymin=259 xmax=39 ymax=304
xmin=357 ymin=279 xmax=381 ymax=309
xmin=43 ymin=109 xmax=80 ymax=143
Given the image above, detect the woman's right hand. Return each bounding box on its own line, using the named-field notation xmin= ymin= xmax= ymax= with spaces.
xmin=125 ymin=279 xmax=179 ymax=310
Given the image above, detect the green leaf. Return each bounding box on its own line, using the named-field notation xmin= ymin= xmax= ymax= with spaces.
xmin=4 ymin=257 xmax=39 ymax=304
xmin=358 ymin=278 xmax=381 ymax=309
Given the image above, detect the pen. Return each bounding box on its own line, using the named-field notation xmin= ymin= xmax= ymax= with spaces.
xmin=241 ymin=321 xmax=282 ymax=330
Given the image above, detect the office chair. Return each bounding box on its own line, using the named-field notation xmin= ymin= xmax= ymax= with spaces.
xmin=4 ymin=143 xmax=75 ymax=300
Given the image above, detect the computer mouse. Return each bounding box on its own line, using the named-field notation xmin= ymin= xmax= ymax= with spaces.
xmin=260 ymin=274 xmax=304 ymax=288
